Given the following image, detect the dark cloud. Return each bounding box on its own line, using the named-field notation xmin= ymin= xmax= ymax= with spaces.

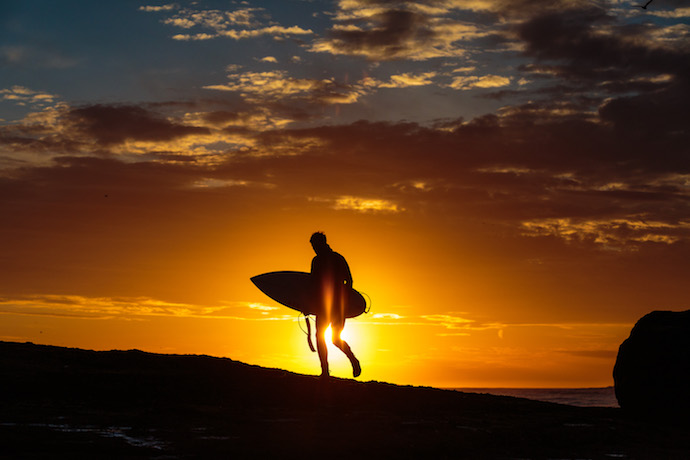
xmin=2 ymin=92 xmax=686 ymax=249
xmin=599 ymin=83 xmax=690 ymax=140
xmin=202 ymin=110 xmax=244 ymax=125
xmin=214 ymin=110 xmax=687 ymax=229
xmin=517 ymin=7 xmax=690 ymax=83
xmin=313 ymin=6 xmax=449 ymax=61
xmin=655 ymin=0 xmax=689 ymax=7
xmin=69 ymin=104 xmax=210 ymax=146
xmin=329 ymin=9 xmax=432 ymax=57
xmin=0 ymin=123 xmax=84 ymax=157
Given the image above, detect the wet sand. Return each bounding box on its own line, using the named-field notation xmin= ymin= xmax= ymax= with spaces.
xmin=1 ymin=341 xmax=688 ymax=459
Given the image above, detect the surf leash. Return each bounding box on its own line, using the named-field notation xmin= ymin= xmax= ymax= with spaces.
xmin=304 ymin=315 xmax=316 ymax=352
xmin=361 ymin=291 xmax=372 ymax=314
xmin=298 ymin=313 xmax=316 ymax=352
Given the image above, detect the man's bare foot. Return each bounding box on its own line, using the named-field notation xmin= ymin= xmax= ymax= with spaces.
xmin=352 ymin=358 xmax=361 ymax=378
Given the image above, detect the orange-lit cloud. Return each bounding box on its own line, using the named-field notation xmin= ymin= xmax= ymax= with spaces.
xmin=333 ymin=196 xmax=404 ymax=213
xmin=448 ymin=74 xmax=511 ymax=90
xmin=143 ymin=4 xmax=313 ymax=41
xmin=521 ymin=218 xmax=690 ymax=249
xmin=1 ymin=86 xmax=58 ymax=106
xmin=370 ymin=71 xmax=438 ymax=88
xmin=203 ymin=70 xmax=365 ymax=105
xmin=0 ymin=295 xmax=294 ymax=321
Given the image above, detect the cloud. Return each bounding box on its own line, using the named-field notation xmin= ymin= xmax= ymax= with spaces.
xmin=515 ymin=6 xmax=690 ymax=86
xmin=190 ymin=178 xmax=250 ymax=188
xmin=0 ymin=102 xmax=279 ymax=165
xmin=649 ymin=7 xmax=690 ymax=19
xmin=190 ymin=177 xmax=275 ymax=189
xmin=69 ymin=104 xmax=210 ymax=146
xmin=372 ymin=313 xmax=405 ymax=320
xmin=139 ymin=4 xmax=176 ymax=13
xmin=185 ymin=106 xmax=296 ymax=131
xmin=172 ymin=33 xmax=215 ymax=41
xmin=5 ymin=0 xmax=690 ymax=254
xmin=231 ymin=104 xmax=688 ymax=244
xmin=203 ymin=70 xmax=369 ymax=105
xmin=0 ymin=295 xmax=295 ymax=321
xmin=143 ymin=5 xmax=313 ymax=41
xmin=373 ymin=71 xmax=438 ymax=88
xmin=307 ymin=195 xmax=403 ymax=213
xmin=3 ymin=93 xmax=688 ymax=252
xmin=333 ymin=196 xmax=404 ymax=213
xmin=204 ymin=69 xmax=445 ymax=108
xmin=422 ymin=314 xmax=476 ymax=328
xmin=521 ymin=218 xmax=690 ymax=250
xmin=448 ymin=74 xmax=511 ymax=89
xmin=1 ymin=86 xmax=58 ymax=107
xmin=311 ymin=4 xmax=485 ymax=61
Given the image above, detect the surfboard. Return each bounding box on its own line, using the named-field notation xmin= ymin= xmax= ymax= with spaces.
xmin=250 ymin=271 xmax=367 ymax=318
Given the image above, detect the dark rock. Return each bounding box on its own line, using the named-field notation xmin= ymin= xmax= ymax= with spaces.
xmin=613 ymin=310 xmax=690 ymax=416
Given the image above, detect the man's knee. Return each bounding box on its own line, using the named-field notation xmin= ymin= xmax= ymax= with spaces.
xmin=331 ymin=330 xmax=347 ymax=349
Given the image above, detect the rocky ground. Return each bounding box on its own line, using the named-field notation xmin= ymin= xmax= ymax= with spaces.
xmin=1 ymin=341 xmax=688 ymax=459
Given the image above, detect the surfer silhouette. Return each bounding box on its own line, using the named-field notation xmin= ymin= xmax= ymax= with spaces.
xmin=309 ymin=232 xmax=361 ymax=379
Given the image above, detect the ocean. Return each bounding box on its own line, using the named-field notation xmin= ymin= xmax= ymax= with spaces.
xmin=453 ymin=387 xmax=618 ymax=408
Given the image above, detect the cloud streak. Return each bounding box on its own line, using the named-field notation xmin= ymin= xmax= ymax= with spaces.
xmin=0 ymin=295 xmax=295 ymax=321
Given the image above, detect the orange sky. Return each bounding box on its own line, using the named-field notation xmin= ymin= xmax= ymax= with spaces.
xmin=0 ymin=203 xmax=667 ymax=387
xmin=2 ymin=0 xmax=689 ymax=387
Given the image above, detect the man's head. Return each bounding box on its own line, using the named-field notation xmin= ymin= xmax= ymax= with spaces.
xmin=310 ymin=231 xmax=329 ymax=254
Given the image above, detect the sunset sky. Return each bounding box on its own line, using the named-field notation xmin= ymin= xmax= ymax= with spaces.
xmin=2 ymin=0 xmax=689 ymax=388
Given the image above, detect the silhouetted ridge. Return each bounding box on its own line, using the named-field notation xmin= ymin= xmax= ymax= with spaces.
xmin=0 ymin=341 xmax=547 ymax=413
xmin=2 ymin=341 xmax=689 ymax=459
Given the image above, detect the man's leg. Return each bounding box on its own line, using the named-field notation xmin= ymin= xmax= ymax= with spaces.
xmin=315 ymin=315 xmax=329 ymax=377
xmin=331 ymin=319 xmax=361 ymax=378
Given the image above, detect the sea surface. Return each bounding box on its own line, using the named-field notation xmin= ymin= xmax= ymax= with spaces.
xmin=453 ymin=387 xmax=618 ymax=408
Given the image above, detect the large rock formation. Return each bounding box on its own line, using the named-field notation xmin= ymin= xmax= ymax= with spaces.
xmin=613 ymin=310 xmax=690 ymax=416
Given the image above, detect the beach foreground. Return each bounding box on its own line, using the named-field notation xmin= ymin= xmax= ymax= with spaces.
xmin=1 ymin=341 xmax=687 ymax=459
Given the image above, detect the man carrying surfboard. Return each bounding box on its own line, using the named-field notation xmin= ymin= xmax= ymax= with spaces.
xmin=309 ymin=232 xmax=361 ymax=379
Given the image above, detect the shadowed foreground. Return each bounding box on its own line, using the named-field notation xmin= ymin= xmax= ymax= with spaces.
xmin=1 ymin=341 xmax=688 ymax=459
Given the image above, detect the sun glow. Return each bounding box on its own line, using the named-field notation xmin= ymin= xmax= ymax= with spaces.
xmin=323 ymin=324 xmax=353 ymax=348
xmin=324 ymin=324 xmax=333 ymax=344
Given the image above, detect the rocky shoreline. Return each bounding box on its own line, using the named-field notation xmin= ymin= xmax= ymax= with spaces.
xmin=1 ymin=341 xmax=688 ymax=459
